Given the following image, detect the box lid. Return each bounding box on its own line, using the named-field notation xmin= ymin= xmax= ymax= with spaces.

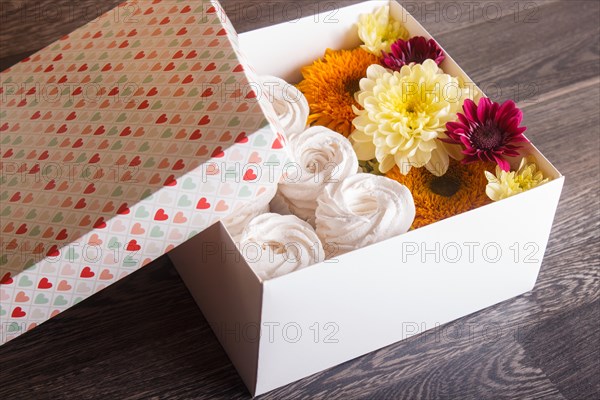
xmin=0 ymin=0 xmax=287 ymax=341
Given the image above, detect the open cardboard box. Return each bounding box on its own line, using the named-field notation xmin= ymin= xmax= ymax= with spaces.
xmin=168 ymin=0 xmax=564 ymax=396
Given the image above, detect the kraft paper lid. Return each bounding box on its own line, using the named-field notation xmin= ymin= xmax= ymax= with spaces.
xmin=0 ymin=0 xmax=287 ymax=340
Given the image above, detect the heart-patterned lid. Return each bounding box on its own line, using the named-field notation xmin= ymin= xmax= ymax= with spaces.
xmin=0 ymin=0 xmax=287 ymax=343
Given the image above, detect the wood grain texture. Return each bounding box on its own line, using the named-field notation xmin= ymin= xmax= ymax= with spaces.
xmin=1 ymin=0 xmax=599 ymax=399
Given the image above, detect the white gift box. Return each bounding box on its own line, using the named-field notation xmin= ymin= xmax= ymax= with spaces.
xmin=169 ymin=1 xmax=564 ymax=396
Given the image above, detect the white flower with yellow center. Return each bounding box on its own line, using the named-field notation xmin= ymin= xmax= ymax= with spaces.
xmin=485 ymin=157 xmax=550 ymax=201
xmin=350 ymin=59 xmax=472 ymax=176
xmin=357 ymin=5 xmax=409 ymax=55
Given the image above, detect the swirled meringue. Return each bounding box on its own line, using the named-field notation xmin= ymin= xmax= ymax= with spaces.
xmin=240 ymin=213 xmax=325 ymax=280
xmin=222 ymin=187 xmax=276 ymax=242
xmin=315 ymin=174 xmax=415 ymax=255
xmin=278 ymin=126 xmax=359 ymax=225
xmin=261 ymin=75 xmax=309 ymax=141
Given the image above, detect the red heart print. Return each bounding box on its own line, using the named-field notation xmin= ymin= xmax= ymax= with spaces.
xmin=38 ymin=277 xmax=53 ymax=289
xmin=190 ymin=130 xmax=202 ymax=140
xmin=117 ymin=203 xmax=130 ymax=215
xmin=46 ymin=245 xmax=60 ymax=257
xmin=75 ymin=198 xmax=87 ymax=209
xmin=196 ymin=198 xmax=211 ymax=210
xmin=80 ymin=266 xmax=95 ymax=278
xmin=154 ymin=209 xmax=169 ymax=221
xmin=94 ymin=217 xmax=107 ymax=229
xmin=211 ymin=146 xmax=224 ymax=158
xmin=84 ymin=183 xmax=96 ymax=194
xmin=235 ymin=132 xmax=248 ymax=143
xmin=45 ymin=180 xmax=56 ymax=190
xmin=173 ymin=159 xmax=185 ymax=170
xmin=244 ymin=169 xmax=257 ymax=181
xmin=12 ymin=307 xmax=26 ymax=318
xmin=127 ymin=240 xmax=141 ymax=251
xmin=130 ymin=156 xmax=142 ymax=167
xmin=164 ymin=175 xmax=177 ymax=187
xmin=0 ymin=272 xmax=13 ymax=285
xmin=198 ymin=115 xmax=211 ymax=125
xmin=272 ymin=138 xmax=283 ymax=149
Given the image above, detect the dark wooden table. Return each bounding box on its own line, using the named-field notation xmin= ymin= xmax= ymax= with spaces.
xmin=1 ymin=1 xmax=599 ymax=399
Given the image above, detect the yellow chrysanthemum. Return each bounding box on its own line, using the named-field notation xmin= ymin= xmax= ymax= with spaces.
xmin=386 ymin=159 xmax=494 ymax=229
xmin=297 ymin=48 xmax=379 ymax=137
xmin=485 ymin=157 xmax=550 ymax=201
xmin=357 ymin=5 xmax=409 ymax=55
xmin=350 ymin=59 xmax=472 ymax=176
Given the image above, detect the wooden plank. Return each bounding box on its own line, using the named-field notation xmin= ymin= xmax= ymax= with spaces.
xmin=0 ymin=1 xmax=598 ymax=399
xmin=433 ymin=0 xmax=600 ymax=103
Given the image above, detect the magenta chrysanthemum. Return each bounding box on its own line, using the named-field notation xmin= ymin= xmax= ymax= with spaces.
xmin=443 ymin=98 xmax=529 ymax=171
xmin=381 ymin=36 xmax=445 ymax=70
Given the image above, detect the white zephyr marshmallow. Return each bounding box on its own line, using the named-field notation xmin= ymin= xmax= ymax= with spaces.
xmin=240 ymin=213 xmax=325 ymax=280
xmin=222 ymin=186 xmax=276 ymax=242
xmin=315 ymin=174 xmax=416 ymax=255
xmin=278 ymin=126 xmax=359 ymax=225
xmin=260 ymin=75 xmax=309 ymax=141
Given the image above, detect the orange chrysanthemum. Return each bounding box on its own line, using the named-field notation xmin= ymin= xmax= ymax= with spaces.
xmin=385 ymin=159 xmax=494 ymax=229
xmin=297 ymin=48 xmax=379 ymax=137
